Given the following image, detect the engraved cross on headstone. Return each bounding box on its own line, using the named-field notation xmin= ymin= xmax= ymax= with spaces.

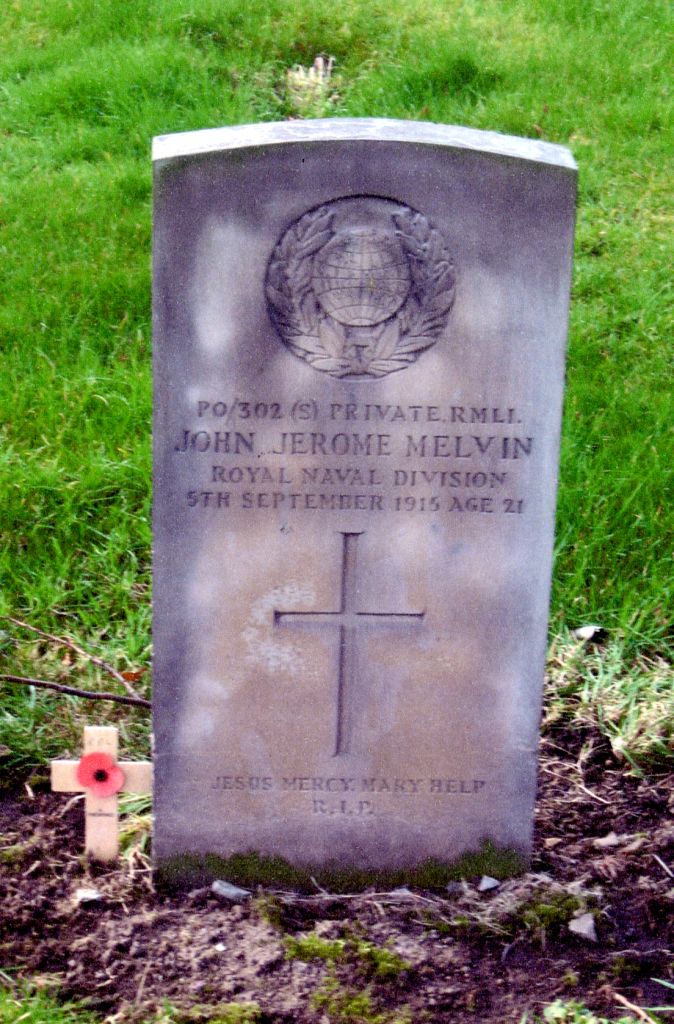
xmin=274 ymin=532 xmax=424 ymax=756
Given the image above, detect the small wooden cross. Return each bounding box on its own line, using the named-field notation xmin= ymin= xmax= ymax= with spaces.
xmin=51 ymin=725 xmax=152 ymax=861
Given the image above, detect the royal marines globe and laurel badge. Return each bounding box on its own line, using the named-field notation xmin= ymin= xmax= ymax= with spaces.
xmin=265 ymin=196 xmax=456 ymax=379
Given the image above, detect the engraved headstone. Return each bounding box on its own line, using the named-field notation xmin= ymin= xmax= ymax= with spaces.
xmin=152 ymin=119 xmax=576 ymax=886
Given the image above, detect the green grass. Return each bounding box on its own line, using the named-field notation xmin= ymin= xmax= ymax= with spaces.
xmin=0 ymin=987 xmax=659 ymax=1024
xmin=0 ymin=986 xmax=263 ymax=1024
xmin=530 ymin=1002 xmax=641 ymax=1024
xmin=0 ymin=0 xmax=672 ymax=773
xmin=545 ymin=632 xmax=674 ymax=770
xmin=0 ymin=986 xmax=97 ymax=1024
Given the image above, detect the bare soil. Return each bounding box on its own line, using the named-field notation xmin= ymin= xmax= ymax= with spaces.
xmin=1 ymin=726 xmax=673 ymax=1023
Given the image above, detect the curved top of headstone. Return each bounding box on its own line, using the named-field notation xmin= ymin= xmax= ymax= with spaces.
xmin=152 ymin=117 xmax=576 ymax=171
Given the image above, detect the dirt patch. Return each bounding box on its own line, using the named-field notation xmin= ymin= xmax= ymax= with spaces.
xmin=2 ymin=727 xmax=673 ymax=1023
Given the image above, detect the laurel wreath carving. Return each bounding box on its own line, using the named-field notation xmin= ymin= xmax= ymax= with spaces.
xmin=265 ymin=204 xmax=456 ymax=379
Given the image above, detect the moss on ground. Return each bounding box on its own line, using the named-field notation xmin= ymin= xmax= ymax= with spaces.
xmin=155 ymin=841 xmax=526 ymax=892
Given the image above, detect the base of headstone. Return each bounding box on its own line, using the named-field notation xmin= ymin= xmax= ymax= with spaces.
xmin=154 ymin=844 xmax=527 ymax=892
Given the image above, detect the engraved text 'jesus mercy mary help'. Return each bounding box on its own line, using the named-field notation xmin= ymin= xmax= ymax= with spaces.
xmin=265 ymin=196 xmax=456 ymax=379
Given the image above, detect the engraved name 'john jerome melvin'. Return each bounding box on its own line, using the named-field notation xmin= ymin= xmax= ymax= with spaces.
xmin=265 ymin=196 xmax=456 ymax=379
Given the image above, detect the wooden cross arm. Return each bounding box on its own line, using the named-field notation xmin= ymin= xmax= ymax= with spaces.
xmin=51 ymin=760 xmax=153 ymax=793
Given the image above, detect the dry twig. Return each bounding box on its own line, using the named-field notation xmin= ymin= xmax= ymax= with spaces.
xmin=5 ymin=615 xmax=144 ymax=701
xmin=652 ymin=853 xmax=674 ymax=878
xmin=540 ymin=764 xmax=611 ymax=805
xmin=614 ymin=991 xmax=659 ymax=1024
xmin=0 ymin=673 xmax=151 ymax=709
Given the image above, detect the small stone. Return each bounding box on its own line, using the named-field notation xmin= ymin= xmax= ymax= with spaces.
xmin=477 ymin=875 xmax=500 ymax=892
xmin=568 ymin=912 xmax=597 ymax=942
xmin=574 ymin=624 xmax=607 ymax=643
xmin=313 ymin=920 xmax=342 ymax=938
xmin=74 ymin=887 xmax=103 ymax=904
xmin=389 ymin=886 xmax=414 ymax=898
xmin=593 ymin=831 xmax=620 ymax=849
xmin=211 ymin=879 xmax=251 ymax=902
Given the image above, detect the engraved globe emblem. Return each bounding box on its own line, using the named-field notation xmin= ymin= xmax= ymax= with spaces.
xmin=265 ymin=196 xmax=456 ymax=379
xmin=311 ymin=231 xmax=411 ymax=328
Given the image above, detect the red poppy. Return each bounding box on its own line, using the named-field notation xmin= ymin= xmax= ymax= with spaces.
xmin=76 ymin=752 xmax=125 ymax=797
